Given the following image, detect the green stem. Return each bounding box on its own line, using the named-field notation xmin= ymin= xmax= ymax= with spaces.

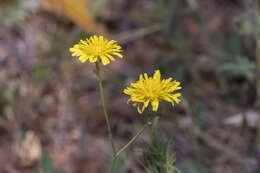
xmin=108 ymin=114 xmax=154 ymax=173
xmin=108 ymin=157 xmax=117 ymax=173
xmin=96 ymin=62 xmax=117 ymax=156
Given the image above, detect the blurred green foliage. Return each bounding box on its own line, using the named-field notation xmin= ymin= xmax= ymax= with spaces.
xmin=217 ymin=10 xmax=256 ymax=99
xmin=178 ymin=160 xmax=209 ymax=173
xmin=191 ymin=102 xmax=205 ymax=129
xmin=0 ymin=0 xmax=39 ymax=26
xmin=17 ymin=130 xmax=26 ymax=141
xmin=35 ymin=151 xmax=65 ymax=173
xmin=144 ymin=117 xmax=179 ymax=173
xmin=111 ymin=155 xmax=132 ymax=173
xmin=235 ymin=4 xmax=258 ymax=36
xmin=0 ymin=93 xmax=5 ymax=118
xmin=2 ymin=82 xmax=19 ymax=108
xmin=238 ymin=15 xmax=255 ymax=35
xmin=224 ymin=31 xmax=244 ymax=55
xmin=219 ymin=56 xmax=256 ymax=83
xmin=32 ymin=61 xmax=51 ymax=83
xmin=155 ymin=0 xmax=170 ymax=23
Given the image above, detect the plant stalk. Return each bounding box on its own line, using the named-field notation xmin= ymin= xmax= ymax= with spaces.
xmin=108 ymin=114 xmax=154 ymax=173
xmin=96 ymin=62 xmax=117 ymax=156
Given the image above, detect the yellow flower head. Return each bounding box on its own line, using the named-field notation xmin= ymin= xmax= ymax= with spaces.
xmin=124 ymin=70 xmax=182 ymax=113
xmin=70 ymin=35 xmax=123 ymax=65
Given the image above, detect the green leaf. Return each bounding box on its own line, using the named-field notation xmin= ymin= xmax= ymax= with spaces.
xmin=219 ymin=56 xmax=256 ymax=82
xmin=145 ymin=118 xmax=179 ymax=173
xmin=42 ymin=151 xmax=56 ymax=173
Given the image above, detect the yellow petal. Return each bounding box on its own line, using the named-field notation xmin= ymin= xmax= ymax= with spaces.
xmin=171 ymin=93 xmax=181 ymax=104
xmin=123 ymin=88 xmax=130 ymax=95
xmin=112 ymin=52 xmax=123 ymax=58
xmin=144 ymin=73 xmax=148 ymax=79
xmin=107 ymin=54 xmax=115 ymax=61
xmin=141 ymin=100 xmax=149 ymax=112
xmin=151 ymin=99 xmax=159 ymax=112
xmin=79 ymin=56 xmax=88 ymax=63
xmin=89 ymin=56 xmax=98 ymax=63
xmin=153 ymin=70 xmax=161 ymax=80
xmin=137 ymin=105 xmax=143 ymax=114
xmin=100 ymin=36 xmax=104 ymax=43
xmin=139 ymin=74 xmax=144 ymax=81
xmin=93 ymin=35 xmax=98 ymax=42
xmin=101 ymin=56 xmax=110 ymax=65
xmin=126 ymin=98 xmax=131 ymax=104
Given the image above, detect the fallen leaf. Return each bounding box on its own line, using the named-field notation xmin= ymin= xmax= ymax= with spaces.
xmin=41 ymin=0 xmax=107 ymax=33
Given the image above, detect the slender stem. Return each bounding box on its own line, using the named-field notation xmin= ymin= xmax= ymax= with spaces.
xmin=96 ymin=62 xmax=117 ymax=156
xmin=116 ymin=116 xmax=153 ymax=157
xmin=108 ymin=156 xmax=117 ymax=173
xmin=108 ymin=114 xmax=154 ymax=173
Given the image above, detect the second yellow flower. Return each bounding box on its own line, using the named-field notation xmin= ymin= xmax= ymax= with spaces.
xmin=124 ymin=70 xmax=182 ymax=113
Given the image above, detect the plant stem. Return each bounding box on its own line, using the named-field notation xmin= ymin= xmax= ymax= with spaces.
xmin=117 ymin=115 xmax=153 ymax=157
xmin=96 ymin=62 xmax=117 ymax=156
xmin=108 ymin=156 xmax=117 ymax=173
xmin=108 ymin=114 xmax=154 ymax=173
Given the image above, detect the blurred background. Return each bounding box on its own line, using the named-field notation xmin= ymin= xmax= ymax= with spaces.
xmin=0 ymin=0 xmax=258 ymax=173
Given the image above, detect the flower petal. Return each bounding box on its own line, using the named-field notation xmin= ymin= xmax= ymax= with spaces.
xmin=137 ymin=105 xmax=143 ymax=114
xmin=141 ymin=100 xmax=149 ymax=112
xmin=101 ymin=56 xmax=110 ymax=65
xmin=151 ymin=99 xmax=159 ymax=112
xmin=153 ymin=70 xmax=161 ymax=81
xmin=79 ymin=56 xmax=88 ymax=63
xmin=112 ymin=52 xmax=123 ymax=58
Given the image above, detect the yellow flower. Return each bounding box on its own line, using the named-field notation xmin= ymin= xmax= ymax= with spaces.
xmin=70 ymin=35 xmax=123 ymax=65
xmin=124 ymin=70 xmax=182 ymax=113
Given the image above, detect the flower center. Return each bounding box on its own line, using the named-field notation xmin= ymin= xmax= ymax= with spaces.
xmin=94 ymin=45 xmax=103 ymax=56
xmin=144 ymin=85 xmax=160 ymax=101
